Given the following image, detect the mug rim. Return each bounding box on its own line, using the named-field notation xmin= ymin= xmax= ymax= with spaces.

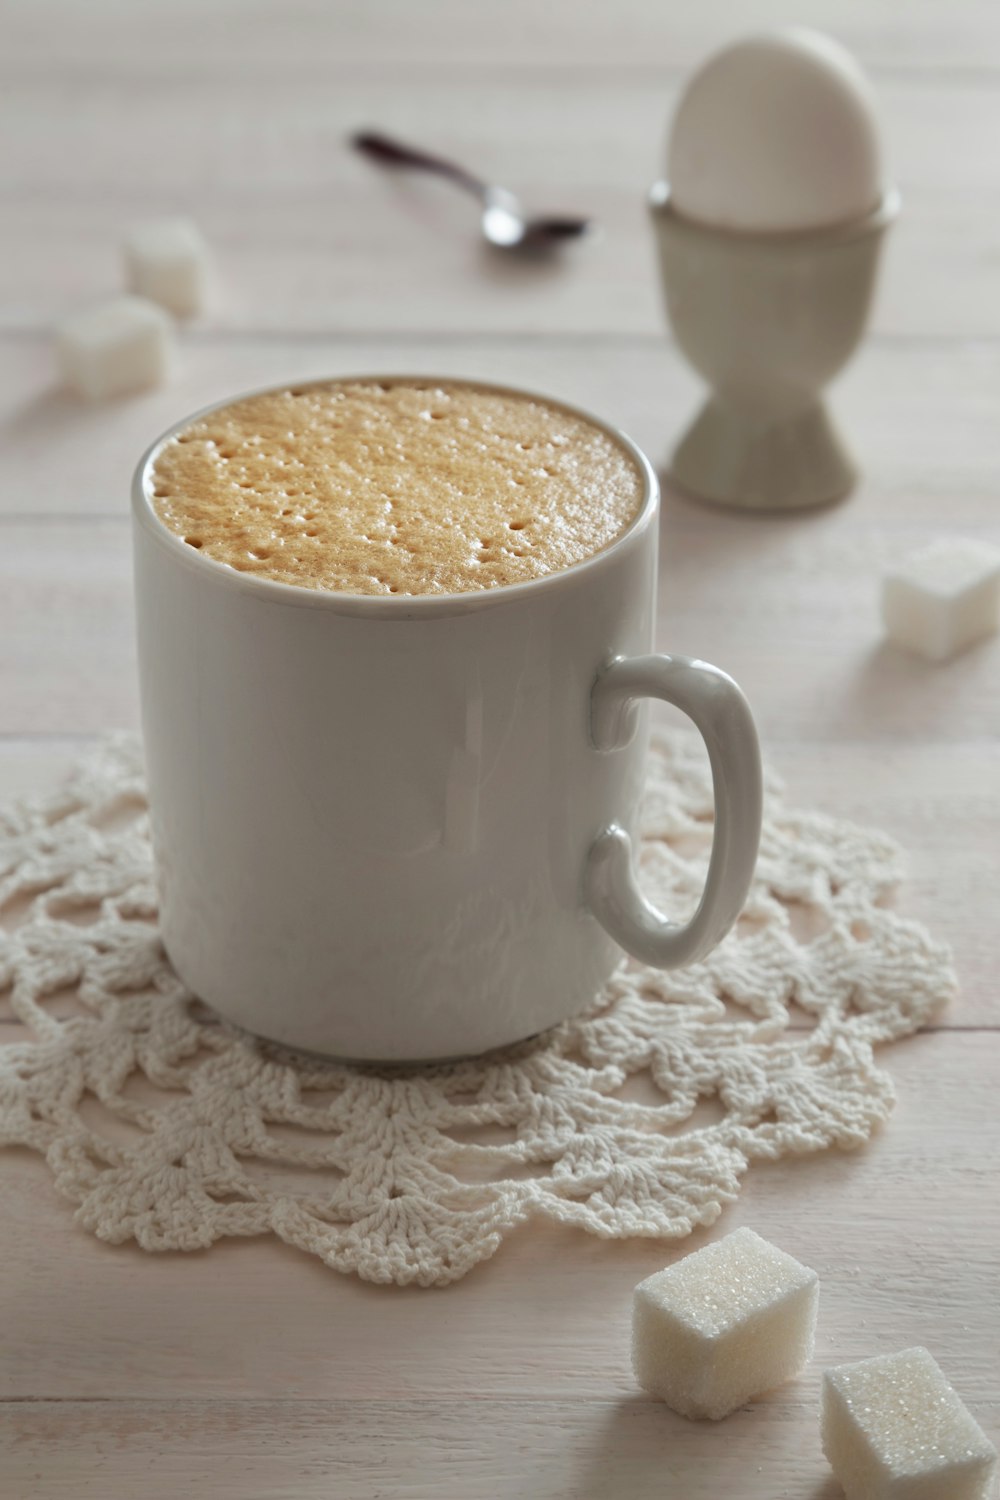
xmin=131 ymin=374 xmax=659 ymax=617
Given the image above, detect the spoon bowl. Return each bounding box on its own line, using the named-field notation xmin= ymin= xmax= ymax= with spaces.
xmin=353 ymin=131 xmax=591 ymax=252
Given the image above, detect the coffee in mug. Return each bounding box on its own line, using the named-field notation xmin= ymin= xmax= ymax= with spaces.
xmin=148 ymin=378 xmax=645 ymax=595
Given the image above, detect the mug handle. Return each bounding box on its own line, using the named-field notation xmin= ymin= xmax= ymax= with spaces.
xmin=585 ymin=654 xmax=763 ymax=968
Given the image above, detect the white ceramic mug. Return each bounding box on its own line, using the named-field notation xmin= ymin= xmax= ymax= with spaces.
xmin=132 ymin=377 xmax=763 ymax=1062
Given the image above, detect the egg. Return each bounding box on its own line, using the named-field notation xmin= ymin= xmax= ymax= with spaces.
xmin=667 ymin=29 xmax=883 ymax=233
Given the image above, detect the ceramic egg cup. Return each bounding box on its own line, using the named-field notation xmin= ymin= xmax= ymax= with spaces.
xmin=650 ymin=183 xmax=899 ymax=510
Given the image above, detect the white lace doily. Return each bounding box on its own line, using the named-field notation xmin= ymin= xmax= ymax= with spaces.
xmin=0 ymin=735 xmax=954 ymax=1286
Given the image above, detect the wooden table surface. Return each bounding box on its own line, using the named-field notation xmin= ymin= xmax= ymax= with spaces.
xmin=1 ymin=2 xmax=998 ymax=1495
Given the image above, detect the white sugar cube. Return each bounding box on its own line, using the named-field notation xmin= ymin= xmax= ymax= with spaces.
xmin=123 ymin=216 xmax=209 ymax=317
xmin=822 ymin=1347 xmax=998 ymax=1500
xmin=882 ymin=538 xmax=1000 ymax=662
xmin=632 ymin=1227 xmax=819 ymax=1420
xmin=56 ymin=295 xmax=173 ymax=400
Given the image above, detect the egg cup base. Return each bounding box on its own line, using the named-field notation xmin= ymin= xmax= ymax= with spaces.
xmin=670 ymin=395 xmax=856 ymax=512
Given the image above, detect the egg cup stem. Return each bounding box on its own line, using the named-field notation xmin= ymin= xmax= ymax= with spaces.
xmin=650 ymin=185 xmax=898 ymax=512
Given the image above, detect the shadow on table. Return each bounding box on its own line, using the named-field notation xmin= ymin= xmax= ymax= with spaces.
xmin=0 ymin=385 xmax=142 ymax=442
xmin=658 ymin=464 xmax=853 ymax=523
xmin=656 ymin=467 xmax=843 ymax=571
xmin=808 ymin=1480 xmax=844 ymax=1499
xmin=834 ymin=636 xmax=993 ymax=737
xmin=571 ymin=1395 xmax=689 ymax=1500
xmin=571 ymin=1393 xmax=839 ymax=1499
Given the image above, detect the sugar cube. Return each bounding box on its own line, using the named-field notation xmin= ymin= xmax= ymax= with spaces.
xmin=632 ymin=1226 xmax=819 ymax=1420
xmin=882 ymin=538 xmax=1000 ymax=662
xmin=56 ymin=295 xmax=173 ymax=400
xmin=822 ymin=1347 xmax=998 ymax=1500
xmin=123 ymin=216 xmax=209 ymax=317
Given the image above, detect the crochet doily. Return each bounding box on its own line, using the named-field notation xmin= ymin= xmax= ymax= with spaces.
xmin=0 ymin=735 xmax=954 ymax=1286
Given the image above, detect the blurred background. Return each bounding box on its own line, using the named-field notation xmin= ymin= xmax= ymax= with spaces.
xmin=4 ymin=1 xmax=997 ymax=336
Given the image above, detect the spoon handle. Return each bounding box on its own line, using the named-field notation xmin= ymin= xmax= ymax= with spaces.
xmin=351 ymin=130 xmax=487 ymax=201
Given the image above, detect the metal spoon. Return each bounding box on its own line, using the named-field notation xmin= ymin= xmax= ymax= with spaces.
xmin=351 ymin=130 xmax=591 ymax=251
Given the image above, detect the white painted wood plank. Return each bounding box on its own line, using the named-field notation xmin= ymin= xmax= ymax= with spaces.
xmin=0 ymin=1035 xmax=994 ymax=1427
xmin=0 ymin=1398 xmax=863 ymax=1500
xmin=3 ymin=0 xmax=1000 ymax=74
xmin=2 ymin=1390 xmax=998 ymax=1500
xmin=2 ymin=334 xmax=1000 ymax=520
xmin=0 ymin=740 xmax=89 ymax=801
xmin=0 ymin=75 xmax=996 ymax=336
xmin=0 ymin=520 xmax=136 ymax=734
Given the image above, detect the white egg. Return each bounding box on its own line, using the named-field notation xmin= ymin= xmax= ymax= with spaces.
xmin=667 ymin=29 xmax=883 ymax=232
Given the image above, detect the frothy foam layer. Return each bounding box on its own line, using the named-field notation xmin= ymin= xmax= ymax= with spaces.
xmin=148 ymin=379 xmax=645 ymax=596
